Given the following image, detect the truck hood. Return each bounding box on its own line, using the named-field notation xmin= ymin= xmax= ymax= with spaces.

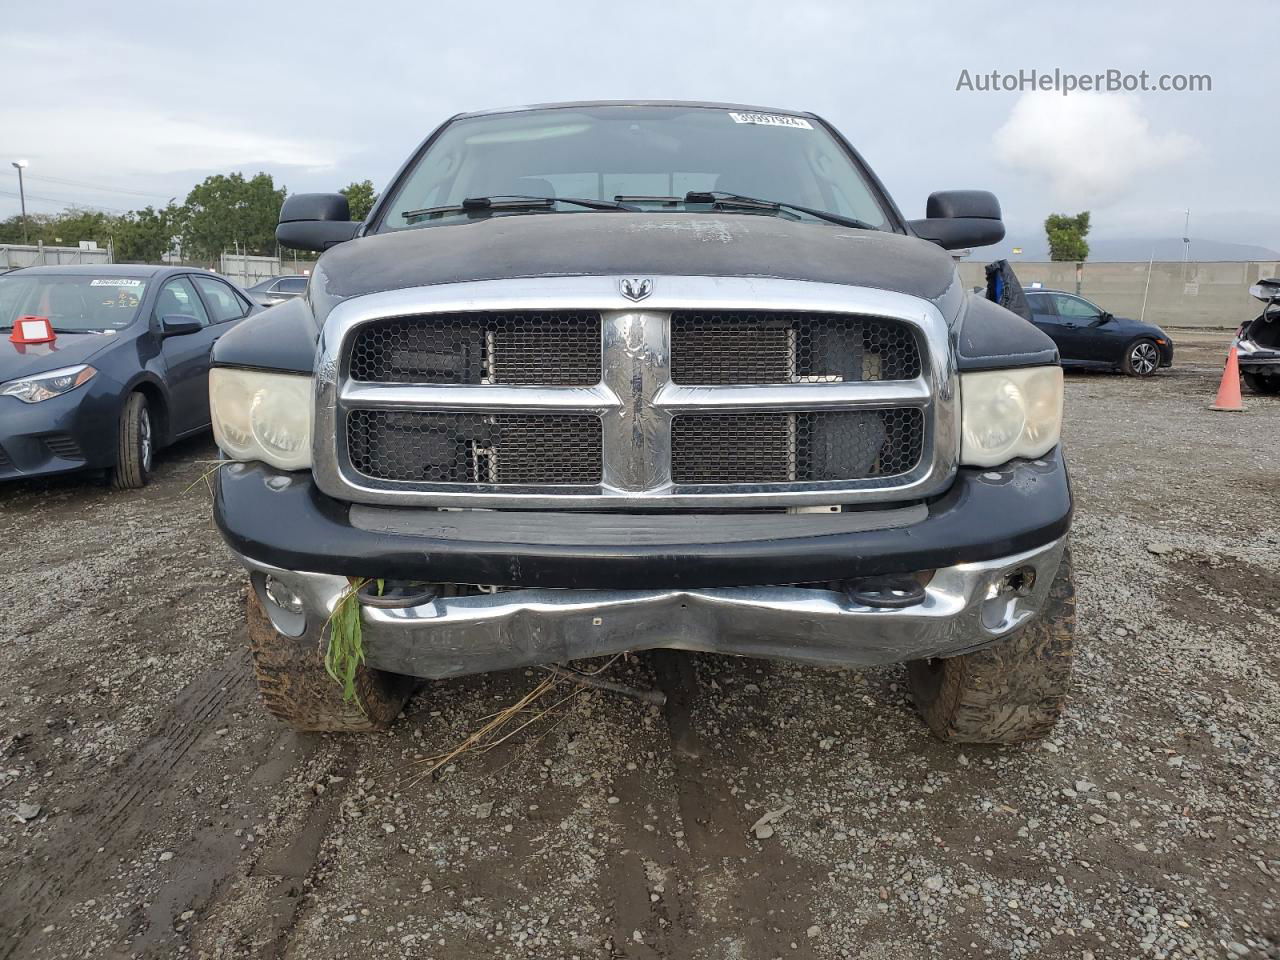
xmin=0 ymin=329 xmax=118 ymax=381
xmin=308 ymin=212 xmax=958 ymax=319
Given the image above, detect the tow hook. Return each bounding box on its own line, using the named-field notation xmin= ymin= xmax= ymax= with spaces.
xmin=355 ymin=580 xmax=440 ymax=609
xmin=846 ymin=575 xmax=927 ymax=609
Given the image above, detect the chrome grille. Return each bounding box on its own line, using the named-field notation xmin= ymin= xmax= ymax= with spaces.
xmin=671 ymin=410 xmax=924 ymax=484
xmin=349 ymin=311 xmax=601 ymax=385
xmin=671 ymin=311 xmax=920 ymax=384
xmin=318 ymin=276 xmax=955 ymax=509
xmin=347 ymin=411 xmax=602 ymax=485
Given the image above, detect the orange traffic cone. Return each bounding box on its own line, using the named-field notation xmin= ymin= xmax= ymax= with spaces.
xmin=1209 ymin=346 xmax=1244 ymax=412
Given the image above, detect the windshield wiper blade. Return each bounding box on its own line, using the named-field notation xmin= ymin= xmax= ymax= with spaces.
xmin=487 ymin=194 xmax=635 ymax=211
xmin=685 ymin=191 xmax=878 ymax=230
xmin=402 ymin=195 xmax=634 ymax=223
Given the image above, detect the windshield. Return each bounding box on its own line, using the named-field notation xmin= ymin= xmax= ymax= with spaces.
xmin=0 ymin=275 xmax=149 ymax=333
xmin=379 ymin=105 xmax=891 ymax=231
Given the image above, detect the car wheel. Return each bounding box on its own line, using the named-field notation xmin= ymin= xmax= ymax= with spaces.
xmin=1122 ymin=338 xmax=1160 ymax=377
xmin=111 ymin=392 xmax=153 ymax=490
xmin=907 ymin=548 xmax=1075 ymax=743
xmin=246 ymin=587 xmax=415 ymax=732
xmin=1242 ymin=371 xmax=1280 ymax=395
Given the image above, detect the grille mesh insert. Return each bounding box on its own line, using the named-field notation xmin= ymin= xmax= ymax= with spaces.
xmin=346 ymin=411 xmax=602 ymax=485
xmin=348 ymin=312 xmax=601 ymax=385
xmin=670 ymin=311 xmax=921 ymax=385
xmin=671 ymin=409 xmax=924 ymax=484
xmin=43 ymin=434 xmax=85 ymax=460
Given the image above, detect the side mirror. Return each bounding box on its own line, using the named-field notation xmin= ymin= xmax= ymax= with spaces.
xmin=276 ymin=193 xmax=360 ymax=252
xmin=161 ymin=316 xmax=203 ymax=337
xmin=907 ymin=190 xmax=1005 ymax=250
xmin=1093 ymin=311 xmax=1113 ymax=326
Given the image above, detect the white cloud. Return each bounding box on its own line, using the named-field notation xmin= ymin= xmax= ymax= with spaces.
xmin=993 ymin=92 xmax=1197 ymax=208
xmin=2 ymin=106 xmax=340 ymax=177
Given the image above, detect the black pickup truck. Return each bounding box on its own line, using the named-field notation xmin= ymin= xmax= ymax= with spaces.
xmin=211 ymin=101 xmax=1074 ymax=744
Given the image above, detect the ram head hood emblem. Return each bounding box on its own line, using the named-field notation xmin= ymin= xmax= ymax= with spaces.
xmin=619 ymin=277 xmax=653 ymax=302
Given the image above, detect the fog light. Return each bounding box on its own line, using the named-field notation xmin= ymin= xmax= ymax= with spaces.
xmin=985 ymin=566 xmax=1036 ymax=600
xmin=980 ymin=565 xmax=1039 ymax=633
xmin=265 ymin=576 xmax=304 ymax=615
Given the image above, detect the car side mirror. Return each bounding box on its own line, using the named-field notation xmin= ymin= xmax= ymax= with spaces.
xmin=1092 ymin=311 xmax=1113 ymax=326
xmin=161 ymin=316 xmax=203 ymax=337
xmin=907 ymin=190 xmax=1005 ymax=250
xmin=276 ymin=193 xmax=360 ymax=252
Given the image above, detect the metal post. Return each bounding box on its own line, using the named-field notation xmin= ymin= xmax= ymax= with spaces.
xmin=1139 ymin=252 xmax=1154 ymax=324
xmin=11 ymin=161 xmax=29 ymax=244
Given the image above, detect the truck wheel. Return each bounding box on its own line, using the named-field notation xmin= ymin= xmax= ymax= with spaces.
xmin=1242 ymin=371 xmax=1280 ymax=395
xmin=1121 ymin=339 xmax=1160 ymax=377
xmin=907 ymin=548 xmax=1075 ymax=744
xmin=111 ymin=392 xmax=153 ymax=489
xmin=246 ymin=587 xmax=414 ymax=732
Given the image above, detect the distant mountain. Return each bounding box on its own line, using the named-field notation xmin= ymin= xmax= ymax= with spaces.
xmin=984 ymin=236 xmax=1280 ymax=262
xmin=1084 ymin=237 xmax=1280 ymax=262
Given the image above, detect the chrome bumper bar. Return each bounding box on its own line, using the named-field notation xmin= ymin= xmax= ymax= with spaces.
xmin=233 ymin=537 xmax=1066 ymax=680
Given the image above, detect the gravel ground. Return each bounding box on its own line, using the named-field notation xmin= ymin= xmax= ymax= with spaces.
xmin=0 ymin=329 xmax=1276 ymax=960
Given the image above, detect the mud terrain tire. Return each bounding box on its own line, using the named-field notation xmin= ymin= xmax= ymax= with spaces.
xmin=908 ymin=548 xmax=1075 ymax=743
xmin=246 ymin=587 xmax=414 ymax=732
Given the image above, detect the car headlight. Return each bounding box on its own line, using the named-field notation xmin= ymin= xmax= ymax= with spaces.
xmin=210 ymin=368 xmax=312 ymax=470
xmin=0 ymin=364 xmax=97 ymax=403
xmin=960 ymin=366 xmax=1063 ymax=468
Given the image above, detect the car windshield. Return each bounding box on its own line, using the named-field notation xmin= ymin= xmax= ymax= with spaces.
xmin=378 ymin=105 xmax=891 ymax=231
xmin=0 ymin=274 xmax=149 ymax=333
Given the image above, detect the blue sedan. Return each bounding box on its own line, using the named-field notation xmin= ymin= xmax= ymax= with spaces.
xmin=1025 ymin=288 xmax=1174 ymax=377
xmin=0 ymin=264 xmax=260 ymax=488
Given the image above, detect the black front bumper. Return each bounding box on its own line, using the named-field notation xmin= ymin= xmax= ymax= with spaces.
xmin=214 ymin=447 xmax=1072 ymax=590
xmin=1238 ymin=346 xmax=1280 ymax=372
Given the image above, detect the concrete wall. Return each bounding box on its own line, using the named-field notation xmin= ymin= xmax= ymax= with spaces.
xmin=0 ymin=243 xmax=111 ymax=270
xmin=217 ymin=253 xmax=311 ymax=286
xmin=956 ymin=260 xmax=1278 ymax=328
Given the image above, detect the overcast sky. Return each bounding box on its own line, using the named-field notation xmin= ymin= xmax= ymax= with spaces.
xmin=2 ymin=0 xmax=1277 ymax=256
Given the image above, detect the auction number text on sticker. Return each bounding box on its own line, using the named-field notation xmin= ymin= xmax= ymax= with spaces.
xmin=89 ymin=278 xmax=143 ymax=287
xmin=728 ymin=112 xmax=813 ymax=130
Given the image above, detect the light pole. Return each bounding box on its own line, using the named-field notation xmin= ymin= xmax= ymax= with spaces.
xmin=11 ymin=160 xmax=29 ymax=244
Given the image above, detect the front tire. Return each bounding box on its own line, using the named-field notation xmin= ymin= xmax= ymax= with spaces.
xmin=111 ymin=392 xmax=153 ymax=490
xmin=1242 ymin=371 xmax=1280 ymax=395
xmin=246 ymin=587 xmax=414 ymax=732
xmin=1122 ymin=339 xmax=1160 ymax=377
xmin=908 ymin=549 xmax=1075 ymax=744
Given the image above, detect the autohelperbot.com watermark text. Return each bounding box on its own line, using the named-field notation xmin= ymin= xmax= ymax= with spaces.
xmin=956 ymin=68 xmax=1211 ymax=95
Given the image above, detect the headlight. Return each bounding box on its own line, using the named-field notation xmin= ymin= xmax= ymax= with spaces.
xmin=960 ymin=366 xmax=1063 ymax=467
xmin=210 ymin=368 xmax=312 ymax=470
xmin=0 ymin=364 xmax=97 ymax=403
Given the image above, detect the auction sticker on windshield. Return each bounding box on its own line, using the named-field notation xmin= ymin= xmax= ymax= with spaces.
xmin=89 ymin=279 xmax=143 ymax=287
xmin=728 ymin=112 xmax=813 ymax=130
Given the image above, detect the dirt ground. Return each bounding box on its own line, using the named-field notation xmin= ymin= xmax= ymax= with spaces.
xmin=1 ymin=328 xmax=1276 ymax=960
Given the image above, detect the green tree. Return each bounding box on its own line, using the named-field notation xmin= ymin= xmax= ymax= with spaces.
xmin=340 ymin=179 xmax=378 ymax=221
xmin=113 ymin=203 xmax=181 ymax=263
xmin=180 ymin=172 xmax=286 ymax=261
xmin=47 ymin=207 xmax=119 ymax=248
xmin=0 ymin=212 xmax=57 ymax=245
xmin=1044 ymin=212 xmax=1091 ymax=262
